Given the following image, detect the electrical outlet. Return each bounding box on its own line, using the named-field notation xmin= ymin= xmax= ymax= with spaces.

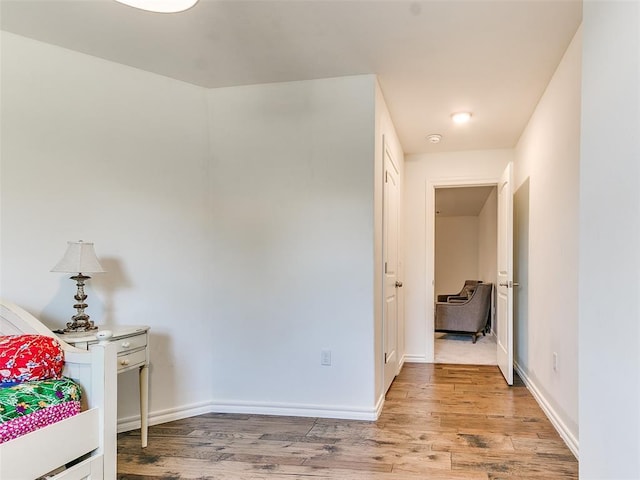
xmin=553 ymin=352 xmax=558 ymax=372
xmin=321 ymin=349 xmax=332 ymax=366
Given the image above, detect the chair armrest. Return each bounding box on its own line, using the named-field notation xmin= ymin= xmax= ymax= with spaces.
xmin=447 ymin=297 xmax=469 ymax=304
xmin=436 ymin=295 xmax=450 ymax=302
xmin=447 ymin=296 xmax=469 ymax=303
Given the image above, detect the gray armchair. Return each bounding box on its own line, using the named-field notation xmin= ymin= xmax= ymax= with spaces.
xmin=435 ymin=283 xmax=492 ymax=343
xmin=436 ymin=280 xmax=482 ymax=303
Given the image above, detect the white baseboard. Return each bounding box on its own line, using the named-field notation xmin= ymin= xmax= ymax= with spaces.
xmin=119 ymin=398 xmax=381 ymax=433
xmin=514 ymin=362 xmax=579 ymax=459
xmin=210 ymin=399 xmax=379 ymax=421
xmin=117 ymin=400 xmax=212 ymax=433
xmin=403 ymin=354 xmax=430 ymax=363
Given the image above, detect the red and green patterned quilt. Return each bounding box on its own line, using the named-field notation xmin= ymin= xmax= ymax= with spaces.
xmin=0 ymin=377 xmax=82 ymax=443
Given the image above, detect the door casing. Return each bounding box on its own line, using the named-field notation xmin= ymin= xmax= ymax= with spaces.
xmin=425 ymin=175 xmax=502 ymax=362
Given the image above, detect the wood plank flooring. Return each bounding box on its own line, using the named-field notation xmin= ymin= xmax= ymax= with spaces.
xmin=117 ymin=364 xmax=578 ymax=479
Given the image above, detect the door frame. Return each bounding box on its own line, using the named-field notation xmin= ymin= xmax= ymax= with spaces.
xmin=425 ymin=175 xmax=501 ymax=362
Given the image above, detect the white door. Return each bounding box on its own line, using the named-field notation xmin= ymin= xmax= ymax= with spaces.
xmin=383 ymin=141 xmax=400 ymax=393
xmin=497 ymin=163 xmax=514 ymax=385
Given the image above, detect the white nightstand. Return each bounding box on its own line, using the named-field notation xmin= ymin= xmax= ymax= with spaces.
xmin=57 ymin=325 xmax=150 ymax=448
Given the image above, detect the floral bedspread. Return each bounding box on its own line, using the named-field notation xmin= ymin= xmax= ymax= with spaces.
xmin=0 ymin=334 xmax=64 ymax=385
xmin=0 ymin=377 xmax=82 ymax=443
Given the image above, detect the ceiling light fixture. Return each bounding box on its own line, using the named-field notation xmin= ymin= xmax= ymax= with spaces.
xmin=451 ymin=112 xmax=472 ymax=124
xmin=426 ymin=134 xmax=442 ymax=144
xmin=114 ymin=0 xmax=198 ymax=13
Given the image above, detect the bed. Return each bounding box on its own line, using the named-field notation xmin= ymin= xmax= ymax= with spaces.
xmin=0 ymin=300 xmax=117 ymax=480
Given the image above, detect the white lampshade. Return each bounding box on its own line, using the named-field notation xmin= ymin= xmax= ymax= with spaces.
xmin=114 ymin=0 xmax=198 ymax=13
xmin=51 ymin=241 xmax=106 ymax=274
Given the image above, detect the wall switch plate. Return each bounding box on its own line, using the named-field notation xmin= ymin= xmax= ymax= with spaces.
xmin=553 ymin=352 xmax=558 ymax=371
xmin=321 ymin=349 xmax=331 ymax=366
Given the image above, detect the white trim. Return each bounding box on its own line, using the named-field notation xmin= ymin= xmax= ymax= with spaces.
xmin=514 ymin=362 xmax=579 ymax=459
xmin=374 ymin=392 xmax=385 ymax=420
xmin=425 ymin=176 xmax=501 ymax=364
xmin=403 ymin=354 xmax=430 ymax=363
xmin=428 ymin=177 xmax=499 ymax=189
xmin=210 ymin=399 xmax=379 ymax=421
xmin=119 ymin=396 xmax=384 ymax=433
xmin=117 ymin=400 xmax=211 ymax=433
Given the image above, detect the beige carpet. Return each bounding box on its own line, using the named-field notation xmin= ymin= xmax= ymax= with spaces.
xmin=434 ymin=332 xmax=497 ymax=365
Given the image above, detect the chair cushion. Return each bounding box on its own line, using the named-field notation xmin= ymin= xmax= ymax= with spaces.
xmin=0 ymin=335 xmax=64 ymax=385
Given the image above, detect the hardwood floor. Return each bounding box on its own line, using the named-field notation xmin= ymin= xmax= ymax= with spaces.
xmin=117 ymin=364 xmax=578 ymax=479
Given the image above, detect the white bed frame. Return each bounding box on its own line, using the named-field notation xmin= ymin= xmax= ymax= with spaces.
xmin=0 ymin=300 xmax=117 ymax=480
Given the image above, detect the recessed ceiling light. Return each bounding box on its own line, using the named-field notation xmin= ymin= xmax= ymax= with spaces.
xmin=114 ymin=0 xmax=198 ymax=13
xmin=426 ymin=134 xmax=442 ymax=144
xmin=451 ymin=112 xmax=472 ymax=124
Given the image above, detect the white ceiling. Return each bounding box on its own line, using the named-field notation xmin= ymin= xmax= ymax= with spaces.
xmin=435 ymin=186 xmax=495 ymax=217
xmin=0 ymin=0 xmax=582 ymax=154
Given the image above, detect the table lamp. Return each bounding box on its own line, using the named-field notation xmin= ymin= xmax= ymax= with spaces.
xmin=51 ymin=240 xmax=105 ymax=333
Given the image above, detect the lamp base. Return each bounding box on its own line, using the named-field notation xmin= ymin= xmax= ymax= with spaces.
xmin=58 ymin=328 xmax=99 ymax=339
xmin=63 ymin=320 xmax=98 ymax=334
xmin=64 ymin=274 xmax=98 ymax=333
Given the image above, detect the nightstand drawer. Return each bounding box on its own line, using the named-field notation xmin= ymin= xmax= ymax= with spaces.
xmin=115 ymin=333 xmax=147 ymax=354
xmin=117 ymin=349 xmax=146 ymax=372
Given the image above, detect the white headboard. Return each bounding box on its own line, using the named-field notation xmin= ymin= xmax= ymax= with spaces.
xmin=0 ymin=300 xmax=84 ymax=355
xmin=0 ymin=299 xmax=57 ymax=336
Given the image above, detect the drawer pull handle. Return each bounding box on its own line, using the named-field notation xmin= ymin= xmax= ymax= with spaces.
xmin=121 ymin=342 xmax=131 ymax=348
xmin=120 ymin=359 xmax=130 ymax=366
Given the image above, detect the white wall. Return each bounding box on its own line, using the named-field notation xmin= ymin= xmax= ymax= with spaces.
xmin=514 ymin=178 xmax=530 ymax=375
xmin=404 ymin=150 xmax=512 ymax=362
xmin=435 ymin=216 xmax=479 ymax=296
xmin=1 ymin=34 xmax=389 ymax=425
xmin=513 ymin=25 xmax=581 ymax=454
xmin=0 ymin=33 xmax=214 ymax=424
xmin=477 ymin=187 xmax=497 ymax=286
xmin=580 ymin=3 xmax=640 ymax=477
xmin=478 ymin=187 xmax=497 ymax=331
xmin=206 ymin=75 xmax=380 ymax=418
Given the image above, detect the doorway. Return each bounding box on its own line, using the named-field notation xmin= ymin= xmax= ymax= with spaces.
xmin=433 ymin=185 xmax=498 ymax=365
